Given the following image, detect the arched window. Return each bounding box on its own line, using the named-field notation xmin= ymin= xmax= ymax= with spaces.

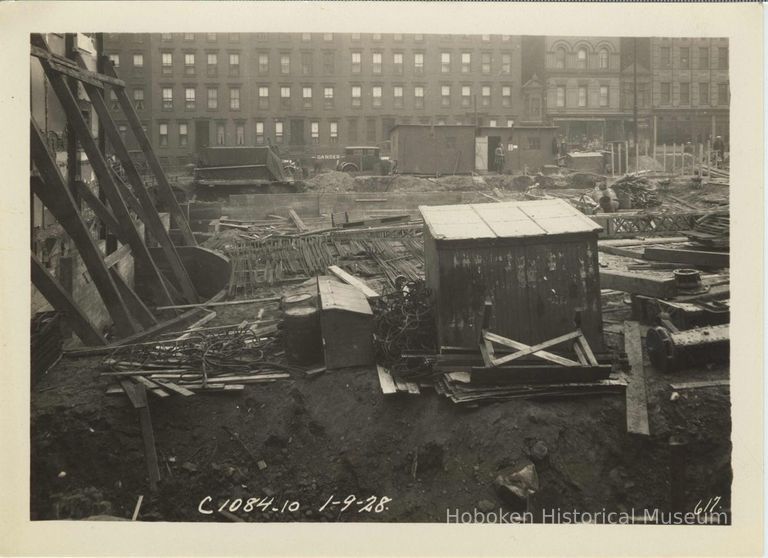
xmin=599 ymin=48 xmax=609 ymax=69
xmin=555 ymin=47 xmax=566 ymax=69
xmin=576 ymin=47 xmax=588 ymax=68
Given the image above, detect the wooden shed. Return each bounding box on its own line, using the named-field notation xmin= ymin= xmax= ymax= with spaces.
xmin=389 ymin=125 xmax=476 ymax=175
xmin=420 ymin=199 xmax=604 ymax=351
xmin=317 ymin=276 xmax=375 ymax=370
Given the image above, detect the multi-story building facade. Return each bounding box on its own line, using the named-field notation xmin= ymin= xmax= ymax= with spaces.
xmin=649 ymin=37 xmax=729 ymax=145
xmin=104 ymin=33 xmax=524 ymax=168
xmin=540 ymin=36 xmax=625 ymax=145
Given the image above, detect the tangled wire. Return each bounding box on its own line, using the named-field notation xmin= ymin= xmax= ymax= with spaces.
xmin=103 ymin=324 xmax=295 ymax=377
xmin=371 ymin=278 xmax=437 ymax=380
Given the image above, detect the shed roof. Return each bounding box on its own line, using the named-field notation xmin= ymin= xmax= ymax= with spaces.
xmin=419 ymin=199 xmax=602 ymax=241
xmin=317 ymin=276 xmax=373 ymax=315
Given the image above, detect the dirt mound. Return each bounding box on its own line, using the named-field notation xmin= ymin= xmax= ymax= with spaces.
xmin=305 ymin=171 xmax=356 ymax=192
xmin=635 ymin=156 xmax=664 ymax=172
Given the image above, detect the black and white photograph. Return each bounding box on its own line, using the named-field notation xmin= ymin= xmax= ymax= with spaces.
xmin=1 ymin=2 xmax=764 ymax=556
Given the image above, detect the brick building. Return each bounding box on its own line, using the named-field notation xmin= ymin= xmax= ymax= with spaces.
xmin=541 ymin=36 xmax=625 ymax=145
xmin=104 ymin=33 xmax=524 ymax=168
xmin=649 ymin=37 xmax=730 ymax=145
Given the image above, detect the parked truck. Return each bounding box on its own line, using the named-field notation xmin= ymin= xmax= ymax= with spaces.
xmin=335 ymin=146 xmax=394 ymax=175
xmin=191 ymin=146 xmax=301 ymax=200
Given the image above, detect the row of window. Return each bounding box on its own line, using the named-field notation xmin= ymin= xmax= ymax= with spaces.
xmin=149 ymin=33 xmax=513 ymax=43
xmin=107 ymin=49 xmax=516 ymax=77
xmin=553 ymin=85 xmax=612 ymax=108
xmin=155 ymin=86 xmax=241 ymax=111
xmin=145 ymin=83 xmax=517 ymax=112
xmin=151 ymin=116 xmax=520 ymax=148
xmin=659 ymin=46 xmax=728 ymax=70
xmin=551 ymin=46 xmax=613 ymax=70
xmin=658 ymin=82 xmax=729 ymax=106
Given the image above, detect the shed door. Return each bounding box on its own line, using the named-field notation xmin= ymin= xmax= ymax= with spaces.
xmin=475 ymin=137 xmax=488 ymax=171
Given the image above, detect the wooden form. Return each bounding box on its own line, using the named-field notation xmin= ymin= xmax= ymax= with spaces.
xmin=30 ymin=255 xmax=106 ymax=346
xmin=29 ymin=34 xmax=202 ymax=345
xmin=32 ymin=41 xmax=180 ymax=308
xmin=30 ymin=125 xmax=139 ymax=338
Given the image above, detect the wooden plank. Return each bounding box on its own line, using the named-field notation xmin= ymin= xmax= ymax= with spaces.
xmin=288 ymin=209 xmax=309 ymax=232
xmin=132 ymin=376 xmax=171 ymax=398
xmin=110 ymin=268 xmax=158 ymax=329
xmin=31 ymin=255 xmax=107 ymax=346
xmin=483 ymin=331 xmax=581 ymax=367
xmin=643 ymin=247 xmax=729 ymax=268
xmin=624 ymin=321 xmax=650 ymax=436
xmin=327 ymin=265 xmax=380 ymax=299
xmin=103 ymin=244 xmax=132 ymax=269
xmin=36 ymin=53 xmax=177 ymax=309
xmin=377 ymin=365 xmax=398 ymax=395
xmin=176 ymin=312 xmax=217 ymax=340
xmin=573 ymin=342 xmax=588 ymax=365
xmin=103 ymin=61 xmax=196 ymax=246
xmin=155 ymin=296 xmax=280 ymax=311
xmin=487 ymin=330 xmax=582 ymax=366
xmin=153 ymin=380 xmax=195 ymax=397
xmin=577 ymin=334 xmax=599 ymax=366
xmin=470 ymin=364 xmax=612 ymax=385
xmin=133 ymin=384 xmax=161 ymax=491
xmin=75 ymin=56 xmax=196 ymax=303
xmin=670 ymin=379 xmax=730 ymax=390
xmin=30 ymin=122 xmax=139 ymax=337
xmin=600 ymin=270 xmax=677 ymax=299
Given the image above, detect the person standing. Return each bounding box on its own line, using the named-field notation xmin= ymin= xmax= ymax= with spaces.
xmin=713 ymin=135 xmax=725 ymax=167
xmin=494 ymin=144 xmax=505 ymax=173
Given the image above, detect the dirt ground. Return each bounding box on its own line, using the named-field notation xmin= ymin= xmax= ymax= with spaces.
xmin=30 ymin=282 xmax=731 ymax=523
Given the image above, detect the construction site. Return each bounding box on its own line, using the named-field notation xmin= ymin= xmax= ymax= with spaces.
xmin=29 ymin=32 xmax=732 ymax=525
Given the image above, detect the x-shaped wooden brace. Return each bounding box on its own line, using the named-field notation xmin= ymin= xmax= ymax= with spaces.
xmin=480 ymin=329 xmax=598 ymax=368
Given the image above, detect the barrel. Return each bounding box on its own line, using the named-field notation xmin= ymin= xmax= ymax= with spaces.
xmin=283 ymin=306 xmax=323 ymax=365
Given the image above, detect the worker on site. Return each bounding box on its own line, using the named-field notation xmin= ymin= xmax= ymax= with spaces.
xmin=494 ymin=144 xmax=505 ymax=173
xmin=713 ymin=135 xmax=725 ymax=167
xmin=592 ymin=182 xmax=619 ymax=213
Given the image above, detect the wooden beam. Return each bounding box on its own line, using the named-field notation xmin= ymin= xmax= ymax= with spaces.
xmin=669 ymin=379 xmax=729 ymax=390
xmin=624 ymin=321 xmax=650 ymax=436
xmin=75 ymin=54 xmax=197 ymax=303
xmin=30 ymin=36 xmax=125 ymax=88
xmin=120 ymin=381 xmax=161 ymax=491
xmin=110 ymin=268 xmax=158 ymax=329
xmin=104 ymin=243 xmax=132 ymax=268
xmin=288 ymin=209 xmax=309 ymax=232
xmin=74 ymin=180 xmax=122 ymax=237
xmin=643 ymin=247 xmax=729 ymax=269
xmin=30 ymin=119 xmax=139 ymax=337
xmin=600 ymin=270 xmax=677 ymax=299
xmin=35 ymin=53 xmax=177 ymax=309
xmin=31 ymin=255 xmax=107 ymax=346
xmin=470 ymin=364 xmax=612 ymax=385
xmin=327 ymin=266 xmax=379 ymax=299
xmin=103 ymin=61 xmax=197 ymax=246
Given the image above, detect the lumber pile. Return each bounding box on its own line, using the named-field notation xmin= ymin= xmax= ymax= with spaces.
xmin=611 ymin=175 xmax=661 ymax=208
xmin=101 ymin=320 xmax=294 ymax=397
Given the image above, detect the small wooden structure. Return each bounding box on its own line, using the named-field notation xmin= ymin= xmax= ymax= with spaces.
xmin=317 ymin=277 xmax=375 ymax=370
xmin=421 ymin=199 xmax=604 ymax=350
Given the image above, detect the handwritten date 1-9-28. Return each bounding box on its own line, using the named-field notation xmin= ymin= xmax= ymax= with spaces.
xmin=319 ymin=495 xmax=392 ymax=513
xmin=198 ymin=494 xmax=393 ymax=515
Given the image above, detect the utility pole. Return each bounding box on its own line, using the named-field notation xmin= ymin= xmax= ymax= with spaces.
xmin=633 ymin=37 xmax=639 ymax=149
